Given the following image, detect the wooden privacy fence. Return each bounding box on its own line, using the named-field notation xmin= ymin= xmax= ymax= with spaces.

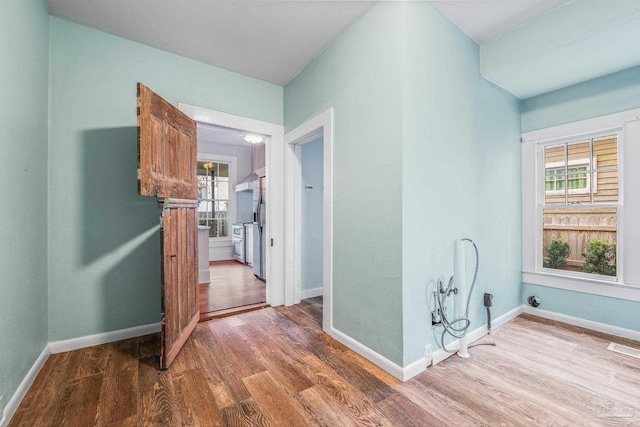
xmin=543 ymin=208 xmax=616 ymax=270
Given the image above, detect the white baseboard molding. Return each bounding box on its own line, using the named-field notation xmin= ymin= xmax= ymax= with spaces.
xmin=431 ymin=304 xmax=524 ymax=366
xmin=198 ymin=268 xmax=210 ymax=284
xmin=329 ymin=327 xmax=421 ymax=382
xmin=523 ymin=306 xmax=640 ymax=342
xmin=3 ymin=322 xmax=162 ymax=426
xmin=2 ymin=345 xmax=51 ymax=427
xmin=329 ymin=305 xmax=524 ymax=382
xmin=300 ymin=286 xmax=323 ymax=300
xmin=49 ymin=322 xmax=161 ymax=354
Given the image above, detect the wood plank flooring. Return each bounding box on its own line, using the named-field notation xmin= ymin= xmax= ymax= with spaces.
xmin=199 ymin=260 xmax=267 ymax=321
xmin=9 ymin=299 xmax=640 ymax=426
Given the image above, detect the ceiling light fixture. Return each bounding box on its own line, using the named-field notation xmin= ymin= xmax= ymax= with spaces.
xmin=244 ymin=134 xmax=263 ymax=144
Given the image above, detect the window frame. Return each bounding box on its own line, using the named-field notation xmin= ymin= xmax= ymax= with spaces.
xmin=196 ymin=154 xmax=237 ymax=242
xmin=522 ymin=109 xmax=640 ymax=303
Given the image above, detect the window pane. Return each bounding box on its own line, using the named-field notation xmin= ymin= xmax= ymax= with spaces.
xmin=593 ymin=136 xmax=618 ymax=169
xmin=197 ymin=201 xmax=211 ymax=219
xmin=593 ymin=136 xmax=618 ymax=203
xmin=218 ymin=163 xmax=229 ymax=178
xmin=209 ymin=220 xmax=217 ymax=238
xmin=545 ymin=144 xmax=565 ymax=166
xmin=219 ymin=219 xmax=228 ymax=237
xmin=567 ymin=140 xmax=590 ymax=163
xmin=544 ymin=145 xmax=567 ymax=205
xmin=542 ymin=207 xmax=616 ymax=276
xmin=593 ymin=173 xmax=618 ymax=203
xmin=197 ymin=160 xmax=231 ymax=238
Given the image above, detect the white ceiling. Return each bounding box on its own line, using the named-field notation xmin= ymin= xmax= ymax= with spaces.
xmin=430 ymin=0 xmax=571 ymax=43
xmin=46 ymin=0 xmax=375 ymax=86
xmin=45 ymin=0 xmax=571 ymax=87
xmin=197 ymin=122 xmax=260 ymax=147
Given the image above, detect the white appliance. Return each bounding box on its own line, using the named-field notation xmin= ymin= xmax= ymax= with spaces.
xmin=232 ymin=223 xmax=245 ymax=264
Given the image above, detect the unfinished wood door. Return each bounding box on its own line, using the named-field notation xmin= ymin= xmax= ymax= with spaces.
xmin=137 ymin=83 xmax=199 ymax=369
xmin=137 ymin=83 xmax=197 ymax=199
xmin=159 ymin=200 xmax=199 ymax=368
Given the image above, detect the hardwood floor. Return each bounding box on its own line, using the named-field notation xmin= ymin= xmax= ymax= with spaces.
xmin=9 ymin=300 xmax=640 ymax=426
xmin=199 ymin=260 xmax=267 ymax=321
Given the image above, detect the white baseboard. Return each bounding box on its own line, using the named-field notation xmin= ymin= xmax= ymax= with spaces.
xmin=4 ymin=322 xmax=162 ymax=426
xmin=199 ymin=268 xmax=210 ymax=284
xmin=300 ymin=286 xmax=323 ymax=300
xmin=431 ymin=305 xmax=524 ymax=366
xmin=2 ymin=345 xmax=51 ymax=427
xmin=523 ymin=306 xmax=640 ymax=342
xmin=329 ymin=327 xmax=418 ymax=382
xmin=49 ymin=322 xmax=161 ymax=354
xmin=329 ymin=305 xmax=524 ymax=382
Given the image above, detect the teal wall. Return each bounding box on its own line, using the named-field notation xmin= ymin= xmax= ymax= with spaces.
xmin=285 ymin=2 xmax=522 ymax=367
xmin=47 ymin=17 xmax=283 ymax=341
xmin=523 ymin=284 xmax=639 ymax=331
xmin=521 ymin=66 xmax=640 ymax=329
xmin=522 ymin=65 xmax=640 ymax=132
xmin=285 ymin=4 xmax=405 ymax=365
xmin=401 ymin=3 xmax=522 ymax=365
xmin=301 ymin=137 xmax=324 ymax=293
xmin=0 ymin=0 xmax=50 ymax=413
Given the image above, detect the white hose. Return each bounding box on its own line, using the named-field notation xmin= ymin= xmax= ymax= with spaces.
xmin=437 ymin=238 xmax=479 ymax=353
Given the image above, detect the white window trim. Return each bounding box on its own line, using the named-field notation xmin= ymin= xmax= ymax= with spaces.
xmin=197 ymin=153 xmax=237 ymax=243
xmin=522 ymin=108 xmax=640 ymax=303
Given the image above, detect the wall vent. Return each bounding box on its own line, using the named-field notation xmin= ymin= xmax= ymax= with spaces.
xmin=607 ymin=342 xmax=640 ymax=359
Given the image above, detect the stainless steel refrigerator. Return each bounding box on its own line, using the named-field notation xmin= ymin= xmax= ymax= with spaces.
xmin=253 ymin=177 xmax=266 ymax=281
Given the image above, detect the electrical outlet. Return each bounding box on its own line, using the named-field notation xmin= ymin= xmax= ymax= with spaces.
xmin=425 ymin=345 xmax=433 ymax=365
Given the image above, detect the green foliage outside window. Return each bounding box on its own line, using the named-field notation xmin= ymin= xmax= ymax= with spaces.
xmin=582 ymin=240 xmax=616 ymax=276
xmin=544 ymin=238 xmax=570 ymax=269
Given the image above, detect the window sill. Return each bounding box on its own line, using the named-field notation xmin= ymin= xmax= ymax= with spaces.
xmin=522 ymin=270 xmax=640 ymax=302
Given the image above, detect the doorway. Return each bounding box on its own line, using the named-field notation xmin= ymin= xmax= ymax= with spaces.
xmin=196 ymin=145 xmax=267 ymax=320
xmin=284 ymin=108 xmax=333 ymax=332
xmin=179 ymin=103 xmax=285 ymax=318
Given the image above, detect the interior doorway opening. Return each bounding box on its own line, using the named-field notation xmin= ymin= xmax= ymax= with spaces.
xmin=179 ymin=103 xmax=285 ymax=319
xmin=284 ymin=108 xmax=333 ymax=333
xmin=196 ymin=129 xmax=268 ymax=320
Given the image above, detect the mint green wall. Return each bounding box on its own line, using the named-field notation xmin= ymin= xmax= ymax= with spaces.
xmin=401 ymin=3 xmax=522 ymax=365
xmin=285 ymin=4 xmax=405 ymax=365
xmin=48 ymin=17 xmax=282 ymax=341
xmin=523 ymin=284 xmax=639 ymax=331
xmin=0 ymin=0 xmax=49 ymax=412
xmin=521 ymin=66 xmax=640 ymax=329
xmin=285 ymin=2 xmax=522 ymax=367
xmin=522 ymin=65 xmax=640 ymax=132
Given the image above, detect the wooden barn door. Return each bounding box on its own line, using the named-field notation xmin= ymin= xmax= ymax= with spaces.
xmin=137 ymin=83 xmax=199 ymax=369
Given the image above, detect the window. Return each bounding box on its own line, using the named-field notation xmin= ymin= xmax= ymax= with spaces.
xmin=523 ymin=109 xmax=640 ymax=302
xmin=197 ymin=161 xmax=229 ymax=238
xmin=540 ymin=135 xmax=618 ymax=278
xmin=545 ymin=161 xmax=592 ymax=194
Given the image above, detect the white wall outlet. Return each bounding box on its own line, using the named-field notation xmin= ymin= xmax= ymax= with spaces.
xmin=425 ymin=344 xmax=433 ymax=364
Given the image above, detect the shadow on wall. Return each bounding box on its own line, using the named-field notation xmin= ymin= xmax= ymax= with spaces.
xmin=81 ymin=127 xmax=159 ymax=265
xmin=82 ymin=128 xmax=162 ymax=329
